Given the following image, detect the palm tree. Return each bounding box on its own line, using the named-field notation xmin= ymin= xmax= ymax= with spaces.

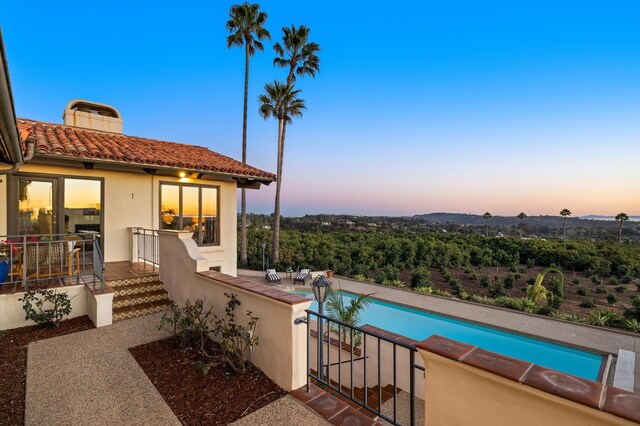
xmin=517 ymin=212 xmax=527 ymax=238
xmin=526 ymin=267 xmax=563 ymax=305
xmin=615 ymin=212 xmax=629 ymax=243
xmin=326 ymin=288 xmax=373 ymax=345
xmin=258 ymin=81 xmax=305 ymax=264
xmin=273 ymin=24 xmax=321 ymax=87
xmin=560 ymin=208 xmax=572 ymax=239
xmin=226 ymin=3 xmax=270 ymax=268
xmin=482 ymin=212 xmax=492 ymax=237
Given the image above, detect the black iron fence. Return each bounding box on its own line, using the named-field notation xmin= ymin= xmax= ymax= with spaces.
xmin=302 ymin=310 xmax=425 ymax=425
xmin=132 ymin=228 xmax=159 ymax=269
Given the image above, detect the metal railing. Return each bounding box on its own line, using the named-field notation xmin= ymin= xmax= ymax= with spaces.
xmin=302 ymin=310 xmax=425 ymax=425
xmin=0 ymin=233 xmax=103 ymax=292
xmin=90 ymin=238 xmax=105 ymax=292
xmin=133 ymin=228 xmax=159 ymax=270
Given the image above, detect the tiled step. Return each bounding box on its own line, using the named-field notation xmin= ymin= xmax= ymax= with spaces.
xmin=107 ymin=274 xmax=159 ymax=288
xmin=112 ymin=281 xmax=164 ymax=297
xmin=113 ymin=299 xmax=172 ymax=321
xmin=112 ymin=289 xmax=169 ymax=308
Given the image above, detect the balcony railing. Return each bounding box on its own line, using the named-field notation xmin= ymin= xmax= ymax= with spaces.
xmin=303 ymin=310 xmax=425 ymax=425
xmin=0 ymin=233 xmax=104 ymax=292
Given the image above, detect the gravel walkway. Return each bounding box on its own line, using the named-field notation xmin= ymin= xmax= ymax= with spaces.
xmin=25 ymin=313 xmax=180 ymax=426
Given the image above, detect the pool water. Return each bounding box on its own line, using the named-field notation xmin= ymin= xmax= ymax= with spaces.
xmin=295 ymin=289 xmax=603 ymax=380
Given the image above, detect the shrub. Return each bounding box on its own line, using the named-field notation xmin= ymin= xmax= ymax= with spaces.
xmin=608 ymin=277 xmax=619 ymax=286
xmin=626 ymin=318 xmax=640 ymax=333
xmin=587 ymin=309 xmax=617 ymax=326
xmin=572 ymin=277 xmax=580 ymax=286
xmin=159 ymin=299 xmax=216 ymax=355
xmin=526 ymin=277 xmax=535 ymax=286
xmin=615 ymin=285 xmax=626 ymax=293
xmin=526 ymin=258 xmax=535 ymax=268
xmin=624 ymin=296 xmax=640 ymax=320
xmin=576 ymin=285 xmax=588 ymax=297
xmin=514 ymin=272 xmax=522 ymax=281
xmin=19 ymin=289 xmax=73 ymax=328
xmin=488 ymin=280 xmax=505 ymax=297
xmin=479 ymin=275 xmax=491 ymax=288
xmin=590 ymin=275 xmax=603 ymax=285
xmin=213 ymin=293 xmax=260 ymax=374
xmin=607 ymin=293 xmax=618 ymax=305
xmin=596 ymin=286 xmax=607 ymax=294
xmin=469 ymin=294 xmax=497 ymax=305
xmin=579 ymin=299 xmax=595 ymax=309
xmin=503 ymin=274 xmax=515 ymax=289
xmin=411 ymin=267 xmax=432 ymax=288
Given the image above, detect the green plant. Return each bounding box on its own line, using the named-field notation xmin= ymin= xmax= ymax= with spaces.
xmin=576 ymin=285 xmax=588 ymax=296
xmin=382 ymin=279 xmax=405 ymax=288
xmin=607 ymin=293 xmax=618 ymax=305
xmin=591 ymin=275 xmax=603 ymax=285
xmin=579 ymin=299 xmax=595 ymax=308
xmin=572 ymin=277 xmax=580 ymax=285
xmin=469 ymin=294 xmax=497 ymax=305
xmin=503 ymin=273 xmax=515 ymax=289
xmin=327 ymin=287 xmax=373 ymax=346
xmin=0 ymin=329 xmax=6 ymax=338
xmin=608 ymin=277 xmax=619 ymax=286
xmin=213 ymin=293 xmax=260 ymax=374
xmin=488 ymin=280 xmax=505 ymax=297
xmin=411 ymin=267 xmax=432 ymax=288
xmin=596 ymin=286 xmax=607 ymax=294
xmin=479 ymin=275 xmax=491 ymax=288
xmin=624 ymin=296 xmax=640 ymax=320
xmin=625 ymin=318 xmax=640 ymax=333
xmin=615 ymin=285 xmax=626 ymax=293
xmin=526 ymin=267 xmax=563 ymax=306
xmin=587 ymin=309 xmax=617 ymax=326
xmin=19 ymin=289 xmax=73 ymax=328
xmin=159 ymin=299 xmax=216 ymax=356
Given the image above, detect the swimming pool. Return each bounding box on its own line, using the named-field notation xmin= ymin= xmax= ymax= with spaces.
xmin=294 ymin=289 xmax=604 ymax=380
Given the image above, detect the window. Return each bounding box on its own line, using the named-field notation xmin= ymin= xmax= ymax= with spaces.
xmin=160 ymin=183 xmax=219 ymax=245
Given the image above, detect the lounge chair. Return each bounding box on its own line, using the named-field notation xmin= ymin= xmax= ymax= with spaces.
xmin=294 ymin=269 xmax=312 ymax=285
xmin=265 ymin=268 xmax=281 ymax=285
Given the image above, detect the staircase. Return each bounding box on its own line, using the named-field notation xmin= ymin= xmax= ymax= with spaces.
xmin=109 ymin=273 xmax=172 ymax=321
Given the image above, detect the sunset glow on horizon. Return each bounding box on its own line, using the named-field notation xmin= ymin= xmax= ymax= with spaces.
xmin=3 ymin=1 xmax=639 ymax=217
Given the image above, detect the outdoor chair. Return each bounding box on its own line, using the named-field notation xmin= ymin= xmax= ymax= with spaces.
xmin=294 ymin=268 xmax=312 ymax=285
xmin=18 ymin=241 xmax=81 ymax=285
xmin=265 ymin=268 xmax=281 ymax=285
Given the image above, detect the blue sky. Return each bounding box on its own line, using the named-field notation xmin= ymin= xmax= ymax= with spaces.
xmin=2 ymin=1 xmax=639 ymax=216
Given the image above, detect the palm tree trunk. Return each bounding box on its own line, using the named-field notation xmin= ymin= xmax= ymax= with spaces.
xmin=619 ymin=221 xmax=623 ymax=243
xmin=240 ymin=44 xmax=250 ymax=268
xmin=563 ymin=217 xmax=566 ymax=239
xmin=520 ymin=220 xmax=524 ymax=238
xmin=485 ymin=221 xmax=489 ymax=237
xmin=272 ymin=118 xmax=285 ymax=264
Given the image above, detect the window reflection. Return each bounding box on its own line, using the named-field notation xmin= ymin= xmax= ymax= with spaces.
xmin=160 ymin=183 xmax=219 ymax=245
xmin=18 ymin=180 xmax=54 ymax=235
xmin=64 ymin=179 xmax=101 ymax=234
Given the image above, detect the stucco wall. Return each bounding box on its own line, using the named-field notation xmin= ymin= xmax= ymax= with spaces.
xmin=1 ymin=164 xmax=238 ymax=274
xmin=0 ymin=284 xmax=87 ymax=330
xmin=417 ymin=349 xmax=635 ymax=426
xmin=158 ymin=231 xmax=311 ymax=391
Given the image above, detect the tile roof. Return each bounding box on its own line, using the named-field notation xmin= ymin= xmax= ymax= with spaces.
xmin=17 ymin=118 xmax=275 ymax=180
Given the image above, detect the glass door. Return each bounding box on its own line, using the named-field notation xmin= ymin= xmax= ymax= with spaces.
xmin=16 ymin=177 xmax=58 ymax=235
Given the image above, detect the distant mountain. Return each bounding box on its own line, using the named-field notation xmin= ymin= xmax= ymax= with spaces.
xmin=411 ymin=212 xmax=631 ymax=229
xmin=580 ymin=215 xmax=640 ymax=222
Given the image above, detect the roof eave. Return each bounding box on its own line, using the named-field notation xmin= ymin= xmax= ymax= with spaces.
xmin=30 ymin=153 xmax=276 ymax=185
xmin=0 ymin=29 xmax=23 ymax=165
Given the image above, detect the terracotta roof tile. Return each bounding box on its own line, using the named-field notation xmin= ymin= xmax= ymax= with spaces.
xmin=17 ymin=118 xmax=275 ymax=180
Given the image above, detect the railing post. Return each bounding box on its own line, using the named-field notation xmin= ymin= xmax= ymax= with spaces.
xmin=22 ymin=236 xmax=27 ymax=290
xmin=410 ymin=349 xmax=416 ymax=426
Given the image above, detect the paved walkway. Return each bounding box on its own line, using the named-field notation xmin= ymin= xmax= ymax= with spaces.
xmin=25 ymin=313 xmax=328 ymax=426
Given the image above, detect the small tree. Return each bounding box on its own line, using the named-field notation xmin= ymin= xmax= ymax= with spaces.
xmin=326 ymin=287 xmax=373 ymax=345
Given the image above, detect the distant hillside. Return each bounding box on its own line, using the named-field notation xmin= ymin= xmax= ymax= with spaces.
xmin=412 ymin=212 xmax=629 ymax=229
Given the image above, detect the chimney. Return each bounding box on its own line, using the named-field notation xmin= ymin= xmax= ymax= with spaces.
xmin=63 ymin=99 xmax=123 ymax=133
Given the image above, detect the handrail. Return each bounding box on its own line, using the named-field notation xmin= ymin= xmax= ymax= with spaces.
xmin=304 ymin=309 xmax=424 ymax=425
xmin=91 ymin=238 xmax=105 ymax=292
xmin=132 ymin=228 xmax=159 ymax=270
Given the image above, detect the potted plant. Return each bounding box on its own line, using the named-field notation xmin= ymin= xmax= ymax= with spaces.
xmin=0 ymin=240 xmax=17 ymax=287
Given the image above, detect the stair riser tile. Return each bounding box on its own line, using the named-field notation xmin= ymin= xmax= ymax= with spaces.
xmin=107 ymin=275 xmax=159 ymax=288
xmin=113 ymin=303 xmax=171 ymax=321
xmin=113 ymin=293 xmax=169 ymax=308
xmin=113 ymin=283 xmax=164 ymax=297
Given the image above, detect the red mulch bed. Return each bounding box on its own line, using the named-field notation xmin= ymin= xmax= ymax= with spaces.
xmin=129 ymin=338 xmax=287 ymax=425
xmin=0 ymin=316 xmax=95 ymax=426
